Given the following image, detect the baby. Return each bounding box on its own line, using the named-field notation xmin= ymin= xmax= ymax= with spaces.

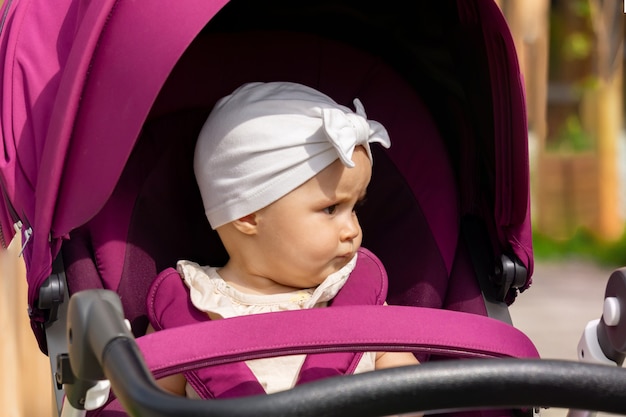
xmin=147 ymin=81 xmax=419 ymax=398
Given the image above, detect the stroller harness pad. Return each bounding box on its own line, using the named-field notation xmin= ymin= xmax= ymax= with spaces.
xmin=147 ymin=247 xmax=388 ymax=399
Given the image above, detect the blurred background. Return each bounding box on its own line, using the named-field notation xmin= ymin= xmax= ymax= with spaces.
xmin=500 ymin=0 xmax=625 ymax=248
xmin=1 ymin=1 xmax=626 ymax=416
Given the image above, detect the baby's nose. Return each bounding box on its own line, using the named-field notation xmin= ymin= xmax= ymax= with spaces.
xmin=340 ymin=214 xmax=360 ymax=241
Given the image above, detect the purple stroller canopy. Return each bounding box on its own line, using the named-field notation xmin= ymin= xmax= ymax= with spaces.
xmin=0 ymin=0 xmax=533 ymax=327
xmin=0 ymin=0 xmax=229 ymax=315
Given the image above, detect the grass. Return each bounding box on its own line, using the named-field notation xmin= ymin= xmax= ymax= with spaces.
xmin=532 ymin=228 xmax=626 ymax=268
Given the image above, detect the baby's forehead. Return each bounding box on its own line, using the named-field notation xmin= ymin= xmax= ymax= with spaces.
xmin=304 ymin=151 xmax=372 ymax=194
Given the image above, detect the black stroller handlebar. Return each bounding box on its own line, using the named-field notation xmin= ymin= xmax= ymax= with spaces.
xmin=66 ymin=289 xmax=626 ymax=417
xmin=105 ymin=347 xmax=626 ymax=417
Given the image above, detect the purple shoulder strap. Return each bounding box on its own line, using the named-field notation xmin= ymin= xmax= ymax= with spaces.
xmin=146 ymin=247 xmax=388 ymax=398
xmin=147 ymin=265 xmax=264 ymax=398
xmin=297 ymin=247 xmax=388 ymax=384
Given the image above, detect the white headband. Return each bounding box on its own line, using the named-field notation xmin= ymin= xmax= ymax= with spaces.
xmin=194 ymin=81 xmax=391 ymax=229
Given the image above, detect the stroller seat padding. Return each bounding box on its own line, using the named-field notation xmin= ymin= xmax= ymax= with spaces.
xmin=146 ymin=247 xmax=388 ymax=399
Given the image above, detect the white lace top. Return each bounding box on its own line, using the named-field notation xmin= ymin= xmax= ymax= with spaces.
xmin=176 ymin=254 xmax=376 ymax=396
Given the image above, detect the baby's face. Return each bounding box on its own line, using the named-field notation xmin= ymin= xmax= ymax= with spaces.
xmin=252 ymin=146 xmax=372 ymax=289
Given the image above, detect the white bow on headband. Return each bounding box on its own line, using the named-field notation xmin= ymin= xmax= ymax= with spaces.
xmin=322 ymin=98 xmax=391 ymax=168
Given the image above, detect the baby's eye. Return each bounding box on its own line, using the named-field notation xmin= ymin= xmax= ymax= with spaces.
xmin=353 ymin=198 xmax=367 ymax=212
xmin=323 ymin=204 xmax=338 ymax=215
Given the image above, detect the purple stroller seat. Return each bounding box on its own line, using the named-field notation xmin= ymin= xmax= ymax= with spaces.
xmin=0 ymin=1 xmax=562 ymax=416
xmin=61 ymin=28 xmax=536 ymax=417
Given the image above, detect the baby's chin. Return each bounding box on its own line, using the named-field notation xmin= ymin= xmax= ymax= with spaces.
xmin=294 ymin=256 xmax=356 ymax=289
xmin=321 ymin=257 xmax=354 ymax=278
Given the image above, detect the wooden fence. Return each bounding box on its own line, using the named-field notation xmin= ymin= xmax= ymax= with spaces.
xmin=1 ymin=236 xmax=54 ymax=416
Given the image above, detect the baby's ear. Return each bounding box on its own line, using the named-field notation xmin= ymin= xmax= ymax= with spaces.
xmin=232 ymin=213 xmax=258 ymax=235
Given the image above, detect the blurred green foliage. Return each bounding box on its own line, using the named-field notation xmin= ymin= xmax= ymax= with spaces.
xmin=548 ymin=0 xmax=593 ymax=76
xmin=533 ymin=228 xmax=626 ymax=267
xmin=546 ymin=114 xmax=594 ymax=152
xmin=562 ymin=31 xmax=592 ymax=60
xmin=546 ymin=0 xmax=598 ymax=152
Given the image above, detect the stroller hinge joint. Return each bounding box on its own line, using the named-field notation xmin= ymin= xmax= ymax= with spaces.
xmin=56 ymin=353 xmax=74 ymax=388
xmin=38 ymin=257 xmax=66 ymax=325
xmin=493 ymin=254 xmax=528 ymax=302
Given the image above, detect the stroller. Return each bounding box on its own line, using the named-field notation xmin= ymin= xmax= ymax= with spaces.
xmin=1 ymin=0 xmax=625 ymax=416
